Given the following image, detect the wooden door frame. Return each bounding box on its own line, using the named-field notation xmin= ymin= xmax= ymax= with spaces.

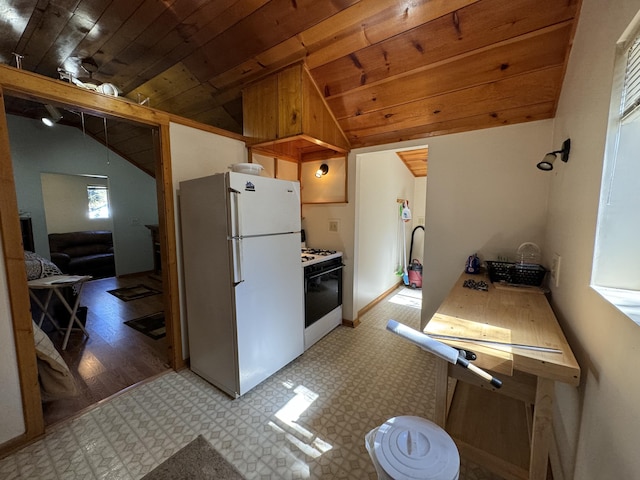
xmin=0 ymin=64 xmax=185 ymax=454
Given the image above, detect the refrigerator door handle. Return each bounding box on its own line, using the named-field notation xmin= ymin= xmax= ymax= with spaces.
xmin=232 ymin=237 xmax=244 ymax=286
xmin=229 ymin=187 xmax=244 ymax=286
xmin=228 ymin=187 xmax=242 ymax=239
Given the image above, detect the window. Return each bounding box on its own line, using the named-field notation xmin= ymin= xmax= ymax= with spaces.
xmin=592 ymin=20 xmax=640 ymax=324
xmin=87 ymin=184 xmax=110 ymax=219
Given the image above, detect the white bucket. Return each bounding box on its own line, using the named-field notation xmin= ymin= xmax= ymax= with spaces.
xmin=365 ymin=416 xmax=459 ymax=480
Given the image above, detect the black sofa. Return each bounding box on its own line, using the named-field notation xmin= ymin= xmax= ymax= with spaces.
xmin=48 ymin=230 xmax=116 ymax=278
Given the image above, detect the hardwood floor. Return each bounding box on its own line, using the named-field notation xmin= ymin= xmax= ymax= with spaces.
xmin=40 ymin=273 xmax=170 ymax=426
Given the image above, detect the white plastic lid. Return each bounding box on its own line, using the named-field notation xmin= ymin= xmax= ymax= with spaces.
xmin=373 ymin=416 xmax=459 ymax=480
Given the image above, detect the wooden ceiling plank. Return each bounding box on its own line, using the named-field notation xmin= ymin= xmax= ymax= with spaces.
xmin=325 ymin=21 xmax=573 ymax=101
xmin=37 ymin=13 xmax=101 ymax=77
xmin=311 ymin=0 xmax=578 ymax=97
xmin=190 ymin=106 xmax=243 ymax=134
xmin=19 ymin=2 xmax=74 ymax=71
xmin=124 ymin=62 xmax=201 ymax=107
xmin=341 ymin=67 xmax=563 ymax=139
xmin=118 ymin=0 xmax=270 ymax=93
xmin=68 ymin=0 xmax=144 ymax=73
xmin=397 ymin=148 xmax=428 ymax=177
xmin=202 ymin=0 xmax=477 ymax=113
xmin=206 ymin=0 xmax=469 ymax=94
xmin=0 ymin=0 xmax=39 ymax=65
xmin=182 ymin=0 xmax=359 ymax=83
xmin=79 ymin=124 xmax=156 ymax=177
xmin=351 ymin=102 xmax=556 ymax=148
xmin=153 ymin=83 xmax=221 ymax=118
xmin=88 ymin=0 xmax=179 ymax=77
xmin=297 ymin=0 xmax=399 ymax=47
xmin=100 ymin=0 xmax=213 ymax=91
xmin=73 ymin=0 xmax=113 ymax=21
xmin=209 ymin=38 xmax=307 ymax=91
xmin=2 ymin=0 xmax=582 ymax=150
xmin=328 ymin=23 xmax=573 ymax=120
xmin=304 ymin=0 xmax=479 ymax=70
xmin=102 ymin=124 xmax=152 ymax=148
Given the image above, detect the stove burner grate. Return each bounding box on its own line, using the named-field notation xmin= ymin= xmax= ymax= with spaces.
xmin=302 ymin=248 xmax=337 ymax=256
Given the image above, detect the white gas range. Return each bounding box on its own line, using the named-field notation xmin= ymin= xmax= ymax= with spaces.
xmin=301 ymin=247 xmax=343 ymax=267
xmin=300 ymin=247 xmax=344 ymax=350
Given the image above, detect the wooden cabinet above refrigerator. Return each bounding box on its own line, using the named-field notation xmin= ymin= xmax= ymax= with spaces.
xmin=242 ymin=62 xmax=350 ymax=162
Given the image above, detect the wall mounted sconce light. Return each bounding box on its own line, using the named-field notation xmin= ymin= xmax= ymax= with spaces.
xmin=315 ymin=163 xmax=329 ymax=178
xmin=537 ymin=138 xmax=571 ymax=171
xmin=41 ymin=104 xmax=63 ymax=127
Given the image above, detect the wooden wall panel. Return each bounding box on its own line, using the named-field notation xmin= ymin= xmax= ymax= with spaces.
xmin=302 ymin=69 xmax=350 ymax=151
xmin=244 ymin=63 xmax=350 ymax=154
xmin=277 ymin=63 xmax=303 ymax=138
xmin=243 ymin=74 xmax=278 ymax=140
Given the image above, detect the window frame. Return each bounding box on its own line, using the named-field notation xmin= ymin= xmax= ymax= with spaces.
xmin=591 ymin=18 xmax=640 ymax=325
xmin=87 ymin=183 xmax=110 ymax=219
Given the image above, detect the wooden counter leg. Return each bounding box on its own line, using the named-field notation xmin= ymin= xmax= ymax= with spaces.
xmin=529 ymin=377 xmax=554 ymax=479
xmin=433 ymin=357 xmax=449 ymax=427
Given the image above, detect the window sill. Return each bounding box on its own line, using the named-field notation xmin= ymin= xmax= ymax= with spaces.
xmin=592 ymin=285 xmax=640 ymax=326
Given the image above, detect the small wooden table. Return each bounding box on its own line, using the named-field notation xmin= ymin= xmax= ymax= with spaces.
xmin=425 ymin=272 xmax=580 ymax=480
xmin=28 ymin=275 xmax=92 ymax=350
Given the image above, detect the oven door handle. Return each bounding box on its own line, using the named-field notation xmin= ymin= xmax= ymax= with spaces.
xmin=306 ymin=265 xmax=344 ymax=280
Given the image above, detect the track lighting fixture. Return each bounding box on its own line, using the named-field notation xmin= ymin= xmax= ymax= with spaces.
xmin=41 ymin=104 xmax=62 ymax=127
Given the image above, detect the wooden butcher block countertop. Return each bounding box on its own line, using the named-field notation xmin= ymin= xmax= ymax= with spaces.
xmin=425 ymin=272 xmax=580 ymax=385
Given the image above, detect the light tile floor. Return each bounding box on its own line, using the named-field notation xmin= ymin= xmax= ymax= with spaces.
xmin=1 ymin=287 xmax=502 ymax=479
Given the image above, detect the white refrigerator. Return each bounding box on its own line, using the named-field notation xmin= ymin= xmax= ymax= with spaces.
xmin=179 ymin=172 xmax=304 ymax=398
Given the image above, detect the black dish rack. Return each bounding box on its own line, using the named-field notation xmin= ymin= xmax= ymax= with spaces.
xmin=485 ymin=261 xmax=547 ymax=287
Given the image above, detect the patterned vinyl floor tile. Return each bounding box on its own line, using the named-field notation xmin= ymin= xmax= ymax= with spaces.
xmin=0 ymin=287 xmax=506 ymax=479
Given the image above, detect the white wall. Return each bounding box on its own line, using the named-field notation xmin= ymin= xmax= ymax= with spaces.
xmin=353 ymin=120 xmax=553 ymax=324
xmin=168 ymin=122 xmax=247 ymax=358
xmin=355 ymin=150 xmax=416 ymax=311
xmin=41 ymin=173 xmax=112 ymax=233
xmin=421 ymin=120 xmax=554 ymax=322
xmin=412 ymin=177 xmax=427 ymax=263
xmin=545 ymin=1 xmax=640 ymax=478
xmin=0 ymin=239 xmax=25 ymax=443
xmin=301 ymin=157 xmax=347 ymax=204
xmin=9 ymin=115 xmax=158 ymax=275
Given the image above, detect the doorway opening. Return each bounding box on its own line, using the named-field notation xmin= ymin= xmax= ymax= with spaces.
xmin=5 ymin=96 xmax=171 ymax=426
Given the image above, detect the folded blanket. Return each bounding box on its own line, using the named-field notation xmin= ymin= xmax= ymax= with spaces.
xmin=32 ymin=321 xmax=78 ymax=401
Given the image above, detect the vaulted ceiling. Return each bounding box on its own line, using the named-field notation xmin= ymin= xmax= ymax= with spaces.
xmin=1 ymin=0 xmax=581 ymax=153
